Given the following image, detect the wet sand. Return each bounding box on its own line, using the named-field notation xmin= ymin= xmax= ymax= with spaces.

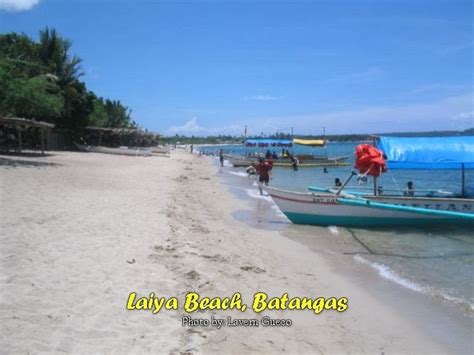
xmin=0 ymin=150 xmax=469 ymax=353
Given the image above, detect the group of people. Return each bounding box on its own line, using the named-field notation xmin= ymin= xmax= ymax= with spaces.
xmin=216 ymin=150 xmax=417 ymax=197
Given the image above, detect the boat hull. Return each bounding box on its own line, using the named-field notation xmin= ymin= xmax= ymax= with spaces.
xmin=265 ymin=187 xmax=474 ymax=226
xmin=74 ymin=143 xmax=152 ymax=157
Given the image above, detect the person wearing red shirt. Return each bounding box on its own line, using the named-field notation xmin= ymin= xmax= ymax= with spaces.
xmin=254 ymin=158 xmax=272 ymax=195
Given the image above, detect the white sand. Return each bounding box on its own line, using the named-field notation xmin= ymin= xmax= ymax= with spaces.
xmin=0 ymin=151 xmax=450 ymax=353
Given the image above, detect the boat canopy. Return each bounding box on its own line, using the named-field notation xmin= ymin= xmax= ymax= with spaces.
xmin=377 ymin=136 xmax=474 ymax=169
xmin=245 ymin=139 xmax=292 ymax=147
xmin=293 ymin=138 xmax=325 ymax=147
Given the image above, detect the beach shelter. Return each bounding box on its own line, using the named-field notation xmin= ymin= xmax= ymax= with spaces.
xmin=0 ymin=116 xmax=55 ymax=155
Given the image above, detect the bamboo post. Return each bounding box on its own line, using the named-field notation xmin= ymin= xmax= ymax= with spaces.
xmin=98 ymin=129 xmax=102 ymax=146
xmin=461 ymin=163 xmax=465 ymax=198
xmin=17 ymin=125 xmax=22 ymax=153
xmin=40 ymin=127 xmax=45 ymax=155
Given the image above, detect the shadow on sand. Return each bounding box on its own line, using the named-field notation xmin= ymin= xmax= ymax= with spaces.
xmin=0 ymin=154 xmax=61 ymax=169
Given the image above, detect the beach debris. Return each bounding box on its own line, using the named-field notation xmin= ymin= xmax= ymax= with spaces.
xmin=184 ymin=270 xmax=200 ymax=280
xmin=200 ymin=254 xmax=227 ymax=263
xmin=240 ymin=265 xmax=266 ymax=274
xmin=126 ymin=258 xmax=136 ymax=264
xmin=190 ymin=224 xmax=210 ymax=234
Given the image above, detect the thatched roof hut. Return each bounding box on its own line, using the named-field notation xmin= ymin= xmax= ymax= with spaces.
xmin=0 ymin=116 xmax=55 ymax=155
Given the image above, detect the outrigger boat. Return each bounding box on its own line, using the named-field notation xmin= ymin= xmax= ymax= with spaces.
xmin=227 ymin=138 xmax=350 ymax=168
xmin=265 ymin=136 xmax=474 ymax=226
xmin=227 ymin=156 xmax=350 ymax=168
xmin=74 ymin=143 xmax=152 ymax=157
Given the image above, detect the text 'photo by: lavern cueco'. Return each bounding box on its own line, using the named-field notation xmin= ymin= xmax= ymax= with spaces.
xmin=1 ymin=0 xmax=473 ymax=354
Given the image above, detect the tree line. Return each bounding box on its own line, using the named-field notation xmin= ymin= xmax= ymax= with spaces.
xmin=0 ymin=28 xmax=136 ymax=138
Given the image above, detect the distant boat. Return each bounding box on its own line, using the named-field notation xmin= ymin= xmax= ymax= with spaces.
xmin=226 ymin=155 xmax=349 ymax=168
xmin=74 ymin=143 xmax=152 ymax=157
xmin=150 ymin=146 xmax=170 ymax=155
xmin=265 ymin=136 xmax=474 ymax=226
xmin=227 ymin=138 xmax=350 ymax=168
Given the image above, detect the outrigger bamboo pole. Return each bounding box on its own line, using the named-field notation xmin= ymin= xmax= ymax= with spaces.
xmin=338 ymin=197 xmax=474 ymax=221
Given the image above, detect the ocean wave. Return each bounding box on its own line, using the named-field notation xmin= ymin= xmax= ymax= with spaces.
xmin=245 ymin=188 xmax=272 ymax=201
xmin=270 ymin=203 xmax=287 ymax=218
xmin=227 ymin=171 xmax=248 ymax=178
xmin=354 ymin=255 xmax=473 ymax=311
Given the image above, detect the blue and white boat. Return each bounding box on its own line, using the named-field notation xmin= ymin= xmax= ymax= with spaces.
xmin=265 ymin=136 xmax=474 ymax=227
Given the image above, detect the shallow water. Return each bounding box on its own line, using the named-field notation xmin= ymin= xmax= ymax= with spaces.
xmin=203 ymin=143 xmax=474 ymax=312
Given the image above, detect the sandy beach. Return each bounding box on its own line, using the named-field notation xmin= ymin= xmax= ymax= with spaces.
xmin=0 ymin=151 xmax=470 ymax=353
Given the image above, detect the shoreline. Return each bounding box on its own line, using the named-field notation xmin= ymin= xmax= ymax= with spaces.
xmin=0 ymin=151 xmax=471 ymax=353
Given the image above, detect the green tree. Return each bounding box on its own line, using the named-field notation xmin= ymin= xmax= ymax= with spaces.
xmin=88 ymin=97 xmax=108 ymax=127
xmin=0 ymin=59 xmax=63 ymax=120
xmin=38 ymin=27 xmax=83 ymax=88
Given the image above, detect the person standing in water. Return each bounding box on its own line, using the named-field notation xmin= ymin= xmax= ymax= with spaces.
xmin=291 ymin=156 xmax=299 ymax=171
xmin=219 ymin=149 xmax=224 ymax=167
xmin=254 ymin=158 xmax=272 ymax=195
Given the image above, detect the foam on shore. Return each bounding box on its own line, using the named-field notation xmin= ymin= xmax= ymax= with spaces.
xmin=354 ymin=255 xmax=473 ymax=311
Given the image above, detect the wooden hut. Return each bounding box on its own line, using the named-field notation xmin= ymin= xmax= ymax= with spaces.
xmin=83 ymin=126 xmax=160 ymax=147
xmin=0 ymin=117 xmax=55 ymax=155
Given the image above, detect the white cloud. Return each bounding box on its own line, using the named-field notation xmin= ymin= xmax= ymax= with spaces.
xmin=243 ymin=95 xmax=280 ymax=101
xmin=166 ymin=117 xmax=243 ymax=136
xmin=0 ymin=0 xmax=40 ymax=11
xmin=264 ymin=93 xmax=474 ymax=134
xmin=165 ymin=93 xmax=473 ymax=136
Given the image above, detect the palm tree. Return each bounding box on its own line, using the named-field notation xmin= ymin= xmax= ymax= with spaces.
xmin=104 ymin=99 xmax=134 ymax=128
xmin=38 ymin=27 xmax=83 ymax=87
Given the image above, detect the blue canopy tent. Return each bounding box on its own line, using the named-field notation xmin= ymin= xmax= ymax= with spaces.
xmin=377 ymin=136 xmax=474 ymax=197
xmin=245 ymin=139 xmax=293 ymax=147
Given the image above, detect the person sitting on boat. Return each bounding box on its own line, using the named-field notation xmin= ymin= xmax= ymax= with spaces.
xmin=253 ymin=157 xmax=272 ymax=195
xmin=272 ymin=151 xmax=278 ymax=159
xmin=405 ymin=181 xmax=415 ymax=196
xmin=265 ymin=150 xmax=272 ymax=159
xmin=335 ymin=178 xmax=342 ymax=187
xmin=377 ymin=185 xmax=384 ymax=195
xmin=323 ymin=168 xmax=328 ymax=173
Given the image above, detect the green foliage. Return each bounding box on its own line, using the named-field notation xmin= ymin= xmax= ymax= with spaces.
xmin=103 ymin=99 xmax=134 ymax=128
xmin=0 ymin=60 xmax=63 ymax=120
xmin=38 ymin=27 xmax=83 ymax=88
xmin=0 ymin=27 xmax=137 ymax=139
xmin=88 ymin=97 xmax=108 ymax=127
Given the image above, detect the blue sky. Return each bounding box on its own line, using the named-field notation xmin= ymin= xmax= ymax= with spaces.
xmin=0 ymin=0 xmax=472 ymax=136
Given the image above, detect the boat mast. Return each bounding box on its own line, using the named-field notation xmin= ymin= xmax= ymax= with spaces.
xmin=291 ymin=126 xmax=294 ymax=155
xmin=372 ymin=136 xmax=378 ymax=196
xmin=323 ymin=126 xmax=327 ymax=158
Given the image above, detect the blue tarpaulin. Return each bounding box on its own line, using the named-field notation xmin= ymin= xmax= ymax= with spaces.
xmin=377 ymin=136 xmax=474 ymax=169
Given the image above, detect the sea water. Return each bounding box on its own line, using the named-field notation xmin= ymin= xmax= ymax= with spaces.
xmin=201 ymin=142 xmax=474 ymax=313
